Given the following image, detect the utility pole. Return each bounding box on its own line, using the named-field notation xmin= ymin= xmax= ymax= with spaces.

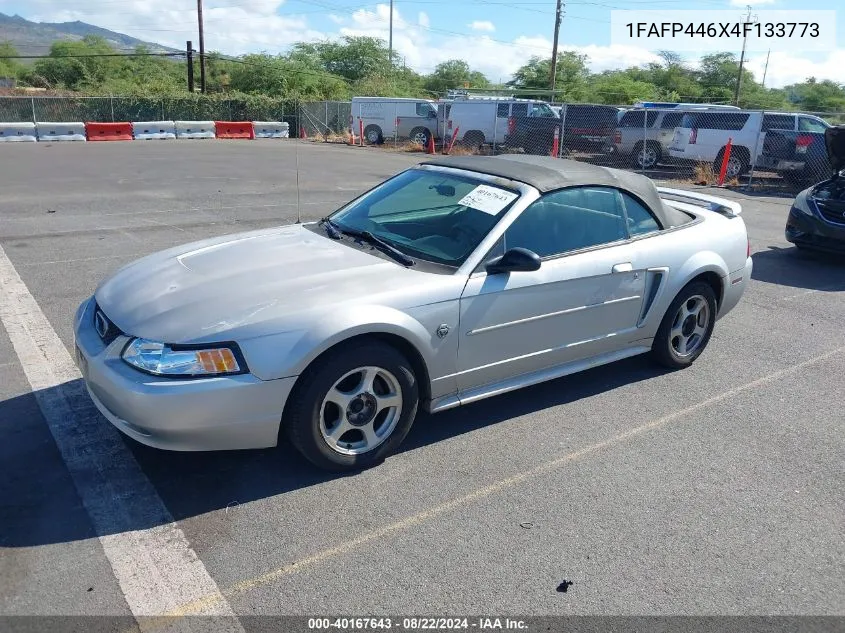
xmin=388 ymin=0 xmax=394 ymax=66
xmin=549 ymin=0 xmax=563 ymax=102
xmin=761 ymin=49 xmax=771 ymax=88
xmin=197 ymin=0 xmax=207 ymax=93
xmin=186 ymin=41 xmax=195 ymax=92
xmin=733 ymin=4 xmax=754 ymax=106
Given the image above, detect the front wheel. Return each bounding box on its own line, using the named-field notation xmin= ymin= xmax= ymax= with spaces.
xmin=284 ymin=341 xmax=419 ymax=471
xmin=651 ymin=282 xmax=717 ymax=369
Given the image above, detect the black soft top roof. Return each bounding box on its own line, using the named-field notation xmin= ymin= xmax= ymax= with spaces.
xmin=422 ymin=154 xmax=690 ymax=228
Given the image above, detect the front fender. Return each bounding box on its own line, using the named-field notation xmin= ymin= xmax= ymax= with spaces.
xmin=239 ymin=304 xmax=438 ymax=382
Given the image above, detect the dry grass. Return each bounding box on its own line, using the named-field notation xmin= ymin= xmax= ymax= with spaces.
xmin=692 ymin=161 xmax=716 ymax=185
xmin=445 ymin=144 xmax=483 ymax=156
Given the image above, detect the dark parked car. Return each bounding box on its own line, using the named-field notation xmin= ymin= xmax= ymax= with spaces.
xmin=785 ymin=126 xmax=845 ymax=253
xmin=758 ymin=127 xmax=830 ymax=186
xmin=559 ymin=104 xmax=620 ymax=151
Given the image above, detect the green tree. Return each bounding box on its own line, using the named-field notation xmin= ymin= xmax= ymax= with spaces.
xmin=785 ymin=78 xmax=845 ymax=113
xmin=293 ymin=36 xmax=394 ymax=83
xmin=423 ymin=60 xmax=489 ymax=95
xmin=585 ymin=71 xmax=658 ymax=105
xmin=508 ymin=52 xmax=589 ymax=100
xmin=0 ymin=41 xmax=22 ymax=80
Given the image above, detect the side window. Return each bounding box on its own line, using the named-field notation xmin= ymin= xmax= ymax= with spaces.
xmin=619 ymin=110 xmax=646 ymax=128
xmin=496 ymin=103 xmax=509 ymax=117
xmin=660 ymin=112 xmax=683 ymax=129
xmin=504 ymin=187 xmax=627 ymax=258
xmin=415 ymin=102 xmax=430 ymax=117
xmin=798 ymin=117 xmax=828 ymax=133
xmin=762 ymin=114 xmax=795 ymax=131
xmin=511 ymin=103 xmax=528 ymax=117
xmin=621 ymin=192 xmax=661 ymax=236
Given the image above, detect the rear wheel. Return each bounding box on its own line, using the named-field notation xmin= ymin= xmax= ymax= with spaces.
xmin=632 ymin=141 xmax=661 ymax=169
xmin=714 ymin=147 xmax=748 ymax=179
xmin=410 ymin=127 xmax=431 ymax=147
xmin=462 ymin=131 xmax=485 ymax=151
xmin=651 ymin=282 xmax=717 ymax=369
xmin=284 ymin=341 xmax=419 ymax=471
xmin=364 ymin=125 xmax=383 ymax=145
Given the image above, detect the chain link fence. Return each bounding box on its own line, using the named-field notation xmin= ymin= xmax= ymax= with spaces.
xmin=0 ymin=95 xmax=299 ymax=128
xmin=2 ymin=95 xmax=842 ymax=190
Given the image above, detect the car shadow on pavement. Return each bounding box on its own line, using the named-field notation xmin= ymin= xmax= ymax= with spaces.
xmin=751 ymin=245 xmax=845 ymax=291
xmin=0 ymin=355 xmax=668 ymax=547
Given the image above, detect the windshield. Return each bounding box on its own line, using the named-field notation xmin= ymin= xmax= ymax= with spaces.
xmin=329 ymin=168 xmax=520 ymax=267
xmin=530 ymin=103 xmax=556 ymax=117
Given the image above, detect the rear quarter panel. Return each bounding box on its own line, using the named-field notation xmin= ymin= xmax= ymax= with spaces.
xmin=635 ymin=208 xmax=748 ymax=338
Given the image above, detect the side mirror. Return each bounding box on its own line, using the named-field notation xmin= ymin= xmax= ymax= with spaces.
xmin=485 ymin=247 xmax=542 ymax=274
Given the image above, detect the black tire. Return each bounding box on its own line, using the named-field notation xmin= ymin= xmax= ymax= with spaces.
xmin=283 ymin=340 xmax=419 ymax=471
xmin=632 ymin=141 xmax=661 ymax=169
xmin=713 ymin=147 xmax=749 ymax=179
xmin=651 ymin=281 xmax=718 ymax=369
xmin=364 ymin=125 xmax=383 ymax=145
xmin=462 ymin=131 xmax=485 ymax=150
xmin=410 ymin=127 xmax=431 ymax=147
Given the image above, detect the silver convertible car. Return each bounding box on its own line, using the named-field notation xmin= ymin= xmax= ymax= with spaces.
xmin=74 ymin=156 xmax=752 ymax=470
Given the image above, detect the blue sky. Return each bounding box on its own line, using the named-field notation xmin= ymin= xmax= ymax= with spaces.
xmin=1 ymin=0 xmax=842 ymax=86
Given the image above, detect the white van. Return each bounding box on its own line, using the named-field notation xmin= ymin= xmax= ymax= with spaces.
xmin=441 ymin=96 xmax=556 ymax=147
xmin=668 ymin=110 xmax=830 ymax=178
xmin=351 ymin=97 xmax=439 ymax=145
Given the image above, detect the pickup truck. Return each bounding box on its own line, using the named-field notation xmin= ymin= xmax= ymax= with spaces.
xmin=505 ymin=104 xmax=620 ymax=156
xmin=504 ymin=114 xmax=561 ymax=155
xmin=757 ymin=128 xmax=830 ymax=186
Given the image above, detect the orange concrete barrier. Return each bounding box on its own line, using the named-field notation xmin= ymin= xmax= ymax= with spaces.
xmin=85 ymin=122 xmax=133 ymax=141
xmin=215 ymin=121 xmax=255 ymax=140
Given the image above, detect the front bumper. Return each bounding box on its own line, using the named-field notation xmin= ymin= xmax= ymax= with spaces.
xmin=785 ymin=206 xmax=845 ymax=253
xmin=74 ymin=298 xmax=297 ymax=451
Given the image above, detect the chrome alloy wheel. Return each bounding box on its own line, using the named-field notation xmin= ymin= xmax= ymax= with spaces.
xmin=319 ymin=366 xmax=403 ymax=455
xmin=669 ymin=295 xmax=711 ymax=358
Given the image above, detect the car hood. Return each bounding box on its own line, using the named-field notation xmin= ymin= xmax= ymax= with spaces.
xmin=825 ymin=125 xmax=845 ymax=174
xmin=95 ymin=224 xmax=439 ymax=343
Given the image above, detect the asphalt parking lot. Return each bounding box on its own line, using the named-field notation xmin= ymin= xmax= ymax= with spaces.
xmin=0 ymin=141 xmax=843 ymax=625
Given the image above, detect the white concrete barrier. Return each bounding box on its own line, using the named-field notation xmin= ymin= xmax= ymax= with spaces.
xmin=0 ymin=122 xmax=37 ymax=142
xmin=174 ymin=121 xmax=215 ymax=139
xmin=132 ymin=121 xmax=176 ymax=140
xmin=253 ymin=121 xmax=290 ymax=139
xmin=36 ymin=122 xmax=87 ymax=142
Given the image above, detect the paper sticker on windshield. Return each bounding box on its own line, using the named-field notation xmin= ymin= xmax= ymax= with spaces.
xmin=458 ymin=185 xmax=518 ymax=215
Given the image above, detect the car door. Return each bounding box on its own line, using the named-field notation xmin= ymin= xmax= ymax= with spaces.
xmin=456 ymin=186 xmax=647 ymax=393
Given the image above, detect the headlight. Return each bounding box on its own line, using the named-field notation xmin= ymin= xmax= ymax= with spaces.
xmin=122 ymin=338 xmax=245 ymax=377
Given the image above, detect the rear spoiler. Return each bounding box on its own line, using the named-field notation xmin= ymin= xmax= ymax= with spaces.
xmin=656 ymin=187 xmax=742 ymax=218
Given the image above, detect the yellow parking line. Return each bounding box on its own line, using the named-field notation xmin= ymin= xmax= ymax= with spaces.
xmin=165 ymin=345 xmax=845 ymax=618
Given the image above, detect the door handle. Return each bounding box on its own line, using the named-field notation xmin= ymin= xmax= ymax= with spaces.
xmin=612 ymin=262 xmax=633 ymax=273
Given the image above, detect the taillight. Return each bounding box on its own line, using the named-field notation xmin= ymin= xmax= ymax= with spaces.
xmin=613 ymin=130 xmax=621 ymax=144
xmin=747 ymin=237 xmax=751 ymax=258
xmin=689 ymin=128 xmax=698 ymax=144
xmin=795 ymin=134 xmax=813 ymax=154
xmin=508 ymin=116 xmax=516 ymax=135
xmin=447 ymin=119 xmax=452 ymax=130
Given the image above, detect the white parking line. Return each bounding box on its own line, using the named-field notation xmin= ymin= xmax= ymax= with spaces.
xmin=0 ymin=243 xmax=243 ymax=632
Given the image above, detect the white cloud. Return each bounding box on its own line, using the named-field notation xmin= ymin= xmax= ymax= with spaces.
xmin=468 ymin=20 xmax=495 ymax=33
xmin=744 ymin=50 xmax=845 ymax=88
xmin=7 ymin=0 xmax=844 ymax=89
xmin=729 ymin=0 xmax=775 ymax=5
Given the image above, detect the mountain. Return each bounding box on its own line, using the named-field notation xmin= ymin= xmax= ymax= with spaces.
xmin=0 ymin=12 xmax=180 ymax=57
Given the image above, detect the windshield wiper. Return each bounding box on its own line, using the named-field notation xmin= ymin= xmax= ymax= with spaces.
xmin=319 ymin=217 xmax=342 ymax=239
xmin=320 ymin=218 xmax=415 ymax=266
